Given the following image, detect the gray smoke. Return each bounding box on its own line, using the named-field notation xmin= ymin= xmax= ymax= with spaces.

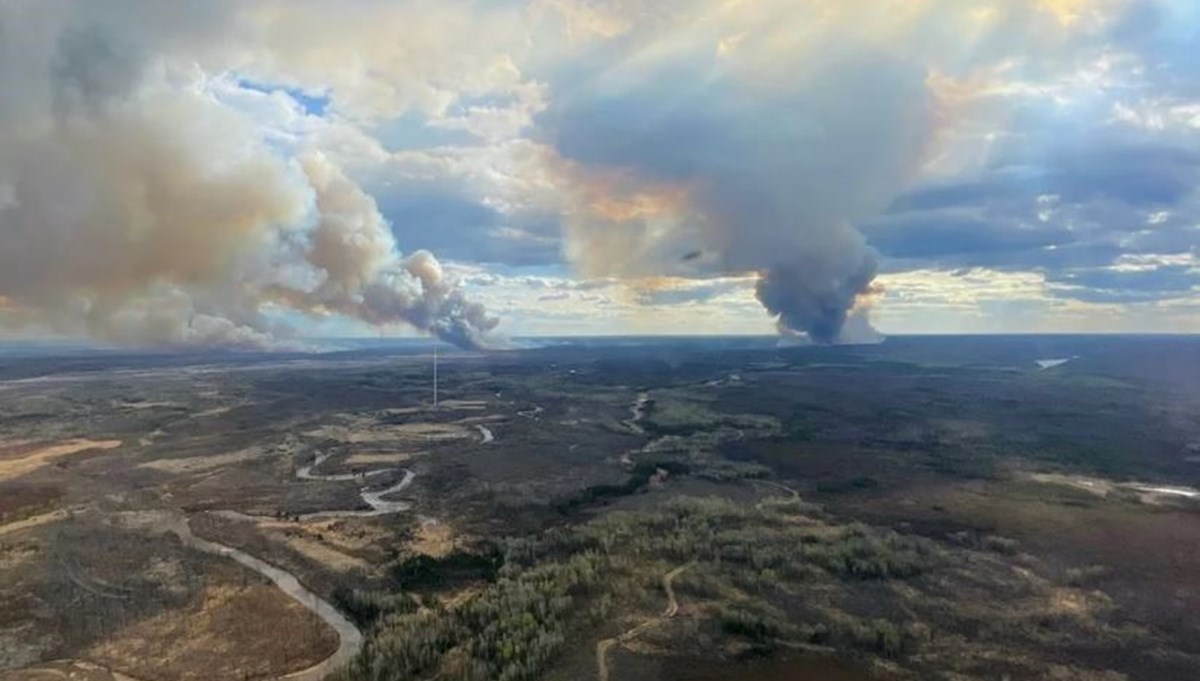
xmin=0 ymin=1 xmax=502 ymax=349
xmin=269 ymin=155 xmax=501 ymax=349
xmin=549 ymin=42 xmax=931 ymax=340
xmin=544 ymin=0 xmax=1112 ymax=342
xmin=546 ymin=6 xmax=940 ymax=342
xmin=756 ymin=250 xmax=879 ymax=345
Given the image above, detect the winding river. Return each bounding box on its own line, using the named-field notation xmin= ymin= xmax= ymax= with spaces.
xmin=297 ymin=452 xmax=416 ymax=520
xmin=173 ymin=451 xmax=420 ymax=678
xmin=168 ymin=515 xmax=362 ymax=681
xmin=622 ymin=392 xmax=650 ymax=435
xmin=165 ymin=419 xmax=499 ymax=679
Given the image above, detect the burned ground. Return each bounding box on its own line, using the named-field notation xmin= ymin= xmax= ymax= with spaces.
xmin=1 ymin=336 xmax=1198 ymax=680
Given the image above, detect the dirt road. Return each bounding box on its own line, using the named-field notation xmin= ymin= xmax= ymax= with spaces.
xmin=595 ymin=561 xmax=693 ymax=681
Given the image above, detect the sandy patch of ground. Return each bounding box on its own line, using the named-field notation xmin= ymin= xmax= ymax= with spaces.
xmin=303 ymin=521 xmax=390 ymax=554
xmin=391 ymin=423 xmax=471 ymax=435
xmin=307 ymin=423 xmax=470 ymax=443
xmin=0 ymin=509 xmax=69 ymax=538
xmin=1048 ymin=588 xmax=1109 ymax=617
xmin=117 ymin=401 xmax=178 ymax=410
xmin=384 ymin=423 xmax=471 ymax=437
xmin=1028 ymin=472 xmax=1200 ymax=506
xmin=247 ymin=517 xmax=392 ymax=556
xmin=380 ymin=406 xmax=424 ymax=416
xmin=437 ymin=399 xmax=488 ymax=410
xmin=0 ymin=440 xmax=121 ymax=481
xmin=138 ymin=447 xmax=265 ymax=474
xmin=283 ymin=535 xmax=371 ymax=573
xmin=86 ymin=584 xmax=337 ymax=681
xmin=454 ymin=414 xmax=507 ymax=425
xmin=412 ymin=519 xmax=456 ymax=558
xmin=344 ymin=451 xmax=420 ymax=466
xmin=0 ymin=660 xmax=145 ymax=681
xmin=106 ymin=510 xmax=179 ymax=535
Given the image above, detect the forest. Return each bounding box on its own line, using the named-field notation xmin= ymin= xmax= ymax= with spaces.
xmin=334 ymin=495 xmax=935 ymax=681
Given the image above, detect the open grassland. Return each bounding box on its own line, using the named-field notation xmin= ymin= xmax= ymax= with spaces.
xmin=0 ymin=440 xmax=121 ymax=481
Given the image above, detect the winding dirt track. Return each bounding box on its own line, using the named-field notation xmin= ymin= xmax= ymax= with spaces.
xmin=595 ymin=561 xmax=694 ymax=681
xmin=752 ymin=479 xmax=800 ymax=510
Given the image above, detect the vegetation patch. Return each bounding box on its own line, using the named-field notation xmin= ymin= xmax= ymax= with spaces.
xmin=0 ymin=483 xmax=62 ymax=524
xmin=552 ymin=461 xmax=692 ymax=514
xmin=335 ymin=496 xmax=935 ymax=681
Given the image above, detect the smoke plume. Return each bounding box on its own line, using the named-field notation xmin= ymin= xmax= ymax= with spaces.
xmin=543 ymin=0 xmax=1014 ymax=342
xmin=547 ymin=56 xmax=928 ymax=342
xmin=268 ymin=155 xmax=501 ymax=349
xmin=0 ymin=1 xmax=502 ymax=349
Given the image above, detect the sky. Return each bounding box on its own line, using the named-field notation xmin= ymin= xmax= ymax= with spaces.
xmin=0 ymin=0 xmax=1198 ymax=346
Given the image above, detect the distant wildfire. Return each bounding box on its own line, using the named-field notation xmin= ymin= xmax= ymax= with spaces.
xmin=0 ymin=2 xmax=502 ymax=349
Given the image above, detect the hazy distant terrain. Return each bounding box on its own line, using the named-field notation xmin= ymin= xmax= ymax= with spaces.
xmin=2 ymin=336 xmax=1200 ymax=681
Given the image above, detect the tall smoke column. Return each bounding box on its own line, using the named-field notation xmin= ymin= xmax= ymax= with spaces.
xmin=269 ymin=154 xmax=501 ymax=349
xmin=545 ymin=1 xmax=951 ymax=343
xmin=0 ymin=1 xmax=501 ymax=349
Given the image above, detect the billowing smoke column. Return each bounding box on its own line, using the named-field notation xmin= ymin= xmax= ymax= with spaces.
xmin=547 ymin=3 xmax=941 ymax=343
xmin=269 ymin=156 xmax=501 ymax=349
xmin=546 ymin=0 xmax=1118 ymax=342
xmin=0 ymin=1 xmax=501 ymax=349
xmin=756 ymin=251 xmax=879 ymax=345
